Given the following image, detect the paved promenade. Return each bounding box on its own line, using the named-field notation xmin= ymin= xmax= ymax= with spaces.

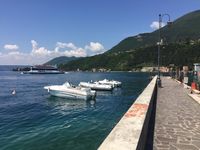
xmin=154 ymin=77 xmax=200 ymax=150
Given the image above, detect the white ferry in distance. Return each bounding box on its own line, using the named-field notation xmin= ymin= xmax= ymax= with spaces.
xmin=22 ymin=65 xmax=64 ymax=74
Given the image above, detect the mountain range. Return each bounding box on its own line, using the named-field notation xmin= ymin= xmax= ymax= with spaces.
xmin=45 ymin=56 xmax=78 ymax=65
xmin=46 ymin=10 xmax=200 ymax=71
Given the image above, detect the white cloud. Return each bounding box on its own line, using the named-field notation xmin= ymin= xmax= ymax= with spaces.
xmin=31 ymin=40 xmax=50 ymax=56
xmin=30 ymin=40 xmax=88 ymax=58
xmin=63 ymin=48 xmax=87 ymax=57
xmin=56 ymin=42 xmax=77 ymax=49
xmin=150 ymin=21 xmax=166 ymax=30
xmin=0 ymin=40 xmax=106 ymax=65
xmin=31 ymin=40 xmax=38 ymax=51
xmin=54 ymin=42 xmax=77 ymax=53
xmin=4 ymin=44 xmax=19 ymax=50
xmin=85 ymin=42 xmax=105 ymax=53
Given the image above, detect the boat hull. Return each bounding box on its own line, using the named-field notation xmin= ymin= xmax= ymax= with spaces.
xmin=22 ymin=71 xmax=64 ymax=74
xmin=79 ymin=82 xmax=113 ymax=91
xmin=49 ymin=89 xmax=95 ymax=100
xmin=98 ymin=80 xmax=122 ymax=87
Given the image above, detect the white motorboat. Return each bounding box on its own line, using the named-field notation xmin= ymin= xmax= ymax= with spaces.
xmin=79 ymin=82 xmax=113 ymax=91
xmin=44 ymin=82 xmax=96 ymax=100
xmin=97 ymin=79 xmax=122 ymax=87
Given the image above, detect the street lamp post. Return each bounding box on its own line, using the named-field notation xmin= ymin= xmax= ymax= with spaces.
xmin=157 ymin=13 xmax=172 ymax=87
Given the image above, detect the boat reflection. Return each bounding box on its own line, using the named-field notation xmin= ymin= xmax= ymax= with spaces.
xmin=47 ymin=96 xmax=96 ymax=112
xmin=95 ymin=87 xmax=122 ymax=96
xmin=95 ymin=90 xmax=113 ymax=96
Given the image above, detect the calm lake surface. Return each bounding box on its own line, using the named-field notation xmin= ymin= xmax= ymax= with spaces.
xmin=0 ymin=67 xmax=149 ymax=150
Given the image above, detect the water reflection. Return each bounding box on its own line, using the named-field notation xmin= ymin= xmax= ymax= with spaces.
xmin=95 ymin=88 xmax=122 ymax=96
xmin=47 ymin=96 xmax=96 ymax=112
xmin=86 ymin=99 xmax=96 ymax=108
xmin=96 ymin=91 xmax=113 ymax=96
xmin=112 ymin=88 xmax=122 ymax=95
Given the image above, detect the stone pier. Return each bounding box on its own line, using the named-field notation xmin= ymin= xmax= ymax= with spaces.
xmin=98 ymin=76 xmax=200 ymax=150
xmin=98 ymin=76 xmax=157 ymax=150
xmin=154 ymin=77 xmax=200 ymax=150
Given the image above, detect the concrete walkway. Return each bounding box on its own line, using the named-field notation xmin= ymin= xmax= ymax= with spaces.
xmin=154 ymin=77 xmax=200 ymax=150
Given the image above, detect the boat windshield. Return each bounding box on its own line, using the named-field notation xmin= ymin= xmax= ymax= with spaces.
xmin=63 ymin=82 xmax=71 ymax=87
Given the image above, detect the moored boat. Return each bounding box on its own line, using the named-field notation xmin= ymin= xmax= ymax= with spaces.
xmin=44 ymin=82 xmax=96 ymax=100
xmin=79 ymin=82 xmax=113 ymax=91
xmin=97 ymin=79 xmax=122 ymax=87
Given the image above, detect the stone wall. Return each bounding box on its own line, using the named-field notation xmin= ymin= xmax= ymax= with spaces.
xmin=98 ymin=76 xmax=158 ymax=150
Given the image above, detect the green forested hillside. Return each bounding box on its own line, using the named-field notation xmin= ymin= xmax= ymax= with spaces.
xmin=58 ymin=10 xmax=200 ymax=71
xmin=107 ymin=10 xmax=200 ymax=53
xmin=45 ymin=56 xmax=78 ymax=65
xmin=59 ymin=43 xmax=200 ymax=71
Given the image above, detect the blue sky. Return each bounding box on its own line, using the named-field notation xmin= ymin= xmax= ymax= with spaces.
xmin=0 ymin=0 xmax=200 ymax=65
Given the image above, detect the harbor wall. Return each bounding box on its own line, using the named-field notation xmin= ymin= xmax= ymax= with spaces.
xmin=98 ymin=76 xmax=158 ymax=150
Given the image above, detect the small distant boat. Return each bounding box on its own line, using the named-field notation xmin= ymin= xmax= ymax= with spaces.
xmin=12 ymin=89 xmax=16 ymax=95
xmin=44 ymin=82 xmax=96 ymax=100
xmin=79 ymin=82 xmax=113 ymax=91
xmin=97 ymin=79 xmax=122 ymax=87
xmin=22 ymin=65 xmax=64 ymax=74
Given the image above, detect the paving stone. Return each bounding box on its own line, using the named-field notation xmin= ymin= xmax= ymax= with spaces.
xmin=157 ymin=144 xmax=170 ymax=149
xmin=153 ymin=146 xmax=158 ymax=150
xmin=192 ymin=137 xmax=200 ymax=141
xmin=153 ymin=77 xmax=200 ymax=150
xmin=192 ymin=140 xmax=200 ymax=148
xmin=172 ymin=144 xmax=199 ymax=150
xmin=157 ymin=136 xmax=177 ymax=143
xmin=178 ymin=140 xmax=191 ymax=144
xmin=169 ymin=145 xmax=178 ymax=150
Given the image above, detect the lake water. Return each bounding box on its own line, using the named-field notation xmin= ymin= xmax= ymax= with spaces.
xmin=0 ymin=67 xmax=149 ymax=150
